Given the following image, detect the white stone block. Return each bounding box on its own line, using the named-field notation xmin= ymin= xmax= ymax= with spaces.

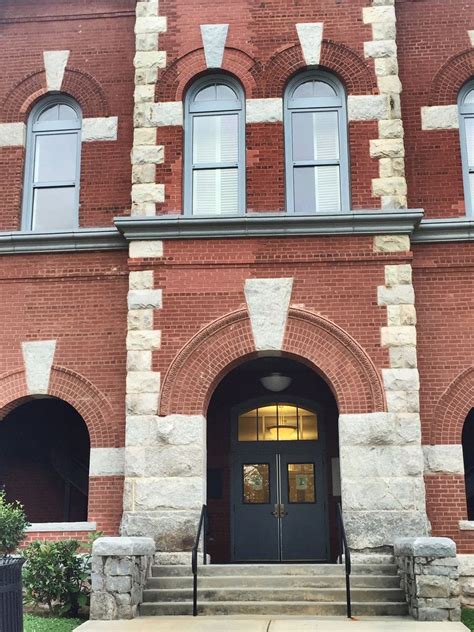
xmin=22 ymin=340 xmax=56 ymax=395
xmin=132 ymin=145 xmax=164 ymax=165
xmin=134 ymin=128 xmax=156 ymax=146
xmin=296 ymin=23 xmax=324 ymax=66
xmin=381 ymin=195 xmax=407 ymax=210
xmin=131 ymin=183 xmax=165 ymax=204
xmin=130 ymin=271 xmax=154 ymax=290
xmin=389 ymin=345 xmax=418 ymax=368
xmin=127 ymin=351 xmax=152 ymax=373
xmin=347 ymin=95 xmax=390 ymax=121
xmin=372 ymin=21 xmax=397 ymax=41
xmin=126 ymin=393 xmax=159 ymax=415
xmin=132 ymin=164 xmax=156 ymax=185
xmin=246 ymin=99 xmax=283 ymax=123
xmin=134 ymin=51 xmax=166 ymax=70
xmin=134 ymin=85 xmax=155 ymax=103
xmin=370 ymin=138 xmax=405 ymax=158
xmin=373 ymin=234 xmax=410 ymax=253
xmin=136 ymin=1 xmax=159 ymax=17
xmin=387 ymin=305 xmax=417 ymax=327
xmin=342 ymin=477 xmax=426 ymax=511
xmin=0 ymin=122 xmax=25 ymax=147
xmin=129 ymin=241 xmax=163 ymax=258
xmin=82 ymin=117 xmax=118 ymax=142
xmin=377 ymin=284 xmax=414 ymax=306
xmin=128 ymin=289 xmax=162 ymax=310
xmin=381 ymin=325 xmax=417 ymax=347
xmin=363 ymin=6 xmax=396 ymax=23
xmin=374 ymin=57 xmax=398 ymax=77
xmin=383 ymin=368 xmax=420 ymax=391
xmin=151 ymin=102 xmax=183 ymax=126
xmin=340 ymin=445 xmax=424 ymax=478
xmin=372 ymin=177 xmax=407 ymax=197
xmin=244 ymin=278 xmax=293 ymax=351
xmin=339 ymin=412 xmax=421 ymax=447
xmin=385 ymin=264 xmax=412 ymax=287
xmin=470 ymin=31 xmax=474 ymax=47
xmin=423 ymin=445 xmax=464 ymax=475
xmin=126 ymin=371 xmax=160 ymax=394
xmin=133 ymin=477 xmax=204 ymax=511
xmin=126 ymin=330 xmax=161 ymax=350
xmin=421 ymin=106 xmax=459 ymax=131
xmin=155 ymin=415 xmax=206 ymax=446
xmin=125 ymin=415 xmax=157 ymax=447
xmin=43 ymin=50 xmax=69 ymax=91
xmin=200 ymin=24 xmax=229 ymax=68
xmin=135 ymin=31 xmax=159 ymax=52
xmin=135 ymin=16 xmax=167 ymax=34
xmin=125 ymin=445 xmax=204 ymax=478
xmin=377 ymin=75 xmax=403 ymax=94
xmin=90 ymin=448 xmax=125 ymax=476
xmin=386 ymin=390 xmax=420 ymax=413
xmin=364 ymin=40 xmax=397 ymax=59
xmin=127 ymin=309 xmax=154 ymax=331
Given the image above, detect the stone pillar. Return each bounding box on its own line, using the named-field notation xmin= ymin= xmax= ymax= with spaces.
xmin=457 ymin=554 xmax=474 ymax=609
xmin=90 ymin=537 xmax=155 ymax=620
xmin=394 ymin=537 xmax=461 ymax=622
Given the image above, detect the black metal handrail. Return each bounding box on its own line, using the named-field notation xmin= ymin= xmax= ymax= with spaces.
xmin=337 ymin=503 xmax=352 ymax=619
xmin=192 ymin=504 xmax=208 ymax=617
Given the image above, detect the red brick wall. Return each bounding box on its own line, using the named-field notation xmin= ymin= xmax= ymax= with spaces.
xmin=397 ymin=0 xmax=473 ymax=218
xmin=0 ymin=0 xmax=135 ymax=230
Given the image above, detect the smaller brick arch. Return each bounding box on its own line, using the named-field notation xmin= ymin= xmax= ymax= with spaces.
xmin=156 ymin=48 xmax=261 ymax=102
xmin=1 ymin=68 xmax=110 ymax=123
xmin=432 ymin=367 xmax=474 ymax=444
xmin=263 ymin=41 xmax=377 ymax=98
xmin=429 ymin=50 xmax=474 ymax=106
xmin=160 ymin=308 xmax=386 ymax=416
xmin=0 ymin=366 xmax=116 ymax=447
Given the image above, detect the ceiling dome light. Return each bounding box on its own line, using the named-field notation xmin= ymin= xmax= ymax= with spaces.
xmin=260 ymin=372 xmax=292 ymax=392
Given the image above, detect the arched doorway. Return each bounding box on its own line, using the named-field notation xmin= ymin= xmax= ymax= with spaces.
xmin=463 ymin=408 xmax=474 ymax=520
xmin=0 ymin=397 xmax=90 ymax=522
xmin=207 ymin=355 xmax=340 ymax=563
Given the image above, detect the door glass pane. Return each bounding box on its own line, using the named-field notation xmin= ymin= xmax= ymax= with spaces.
xmin=299 ymin=408 xmax=318 ymax=441
xmin=193 ymin=168 xmax=239 ymax=215
xmin=243 ymin=464 xmax=270 ymax=504
xmin=193 ymin=115 xmax=238 ymax=164
xmin=277 ymin=404 xmax=299 ymax=441
xmin=288 ymin=463 xmax=316 ymax=503
xmin=292 ymin=112 xmax=339 ymax=162
xmin=258 ymin=405 xmax=278 ymax=441
xmin=465 ymin=118 xmax=474 ymax=165
xmin=34 ymin=133 xmax=78 ymax=183
xmin=294 ymin=166 xmax=341 ymax=214
xmin=238 ymin=408 xmax=258 ymax=441
xmin=32 ymin=187 xmax=76 ymax=231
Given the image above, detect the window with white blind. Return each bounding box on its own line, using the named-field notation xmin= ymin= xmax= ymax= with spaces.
xmin=22 ymin=96 xmax=82 ymax=231
xmin=284 ymin=72 xmax=350 ymax=214
xmin=459 ymin=81 xmax=474 ymax=216
xmin=185 ymin=76 xmax=245 ymax=215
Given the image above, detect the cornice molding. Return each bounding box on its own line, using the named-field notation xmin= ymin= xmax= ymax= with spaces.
xmin=412 ymin=218 xmax=474 ymax=243
xmin=0 ymin=228 xmax=126 ymax=255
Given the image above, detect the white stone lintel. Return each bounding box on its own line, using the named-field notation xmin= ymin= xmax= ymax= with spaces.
xmin=129 ymin=241 xmax=164 ymax=259
xmin=82 ymin=117 xmax=118 ymax=142
xmin=43 ymin=50 xmax=70 ymax=91
xmin=348 ymin=95 xmax=390 ymax=121
xmin=296 ymin=23 xmax=324 ymax=66
xmin=200 ymin=24 xmax=229 ymax=68
xmin=423 ymin=444 xmax=465 ymax=475
xmin=246 ymin=99 xmax=283 ymax=123
xmin=244 ymin=278 xmax=293 ymax=351
xmin=22 ymin=340 xmax=56 ymax=395
xmin=0 ymin=122 xmax=26 ymax=147
xmin=89 ymin=448 xmax=125 ymax=476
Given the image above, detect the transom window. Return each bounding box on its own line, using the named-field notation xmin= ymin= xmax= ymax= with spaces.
xmin=459 ymin=81 xmax=474 ymax=216
xmin=185 ymin=76 xmax=245 ymax=216
xmin=284 ymin=72 xmax=349 ymax=214
xmin=22 ymin=96 xmax=82 ymax=232
xmin=238 ymin=403 xmax=318 ymax=442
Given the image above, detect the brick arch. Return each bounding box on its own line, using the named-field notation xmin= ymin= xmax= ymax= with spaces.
xmin=156 ymin=48 xmax=261 ymax=102
xmin=262 ymin=41 xmax=377 ymax=98
xmin=0 ymin=366 xmax=116 ymax=448
xmin=432 ymin=368 xmax=474 ymax=444
xmin=429 ymin=50 xmax=474 ymax=106
xmin=1 ymin=68 xmax=110 ymax=123
xmin=160 ymin=308 xmax=386 ymax=416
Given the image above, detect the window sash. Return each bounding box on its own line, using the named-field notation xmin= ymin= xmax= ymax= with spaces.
xmin=459 ymin=99 xmax=474 ymax=215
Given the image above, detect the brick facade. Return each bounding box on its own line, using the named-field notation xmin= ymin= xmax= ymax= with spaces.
xmin=0 ymin=0 xmax=472 ymax=565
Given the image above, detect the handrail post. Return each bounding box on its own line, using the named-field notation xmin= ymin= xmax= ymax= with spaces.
xmin=337 ymin=503 xmax=352 ymax=619
xmin=192 ymin=504 xmax=207 ymax=617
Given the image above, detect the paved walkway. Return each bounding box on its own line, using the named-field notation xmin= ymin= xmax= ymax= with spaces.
xmin=77 ymin=616 xmax=467 ymax=631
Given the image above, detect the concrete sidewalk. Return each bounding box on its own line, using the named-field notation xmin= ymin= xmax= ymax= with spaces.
xmin=76 ymin=616 xmax=467 ymax=631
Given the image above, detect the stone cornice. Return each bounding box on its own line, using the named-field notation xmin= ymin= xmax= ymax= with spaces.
xmin=412 ymin=218 xmax=474 ymax=243
xmin=115 ymin=210 xmax=424 ymax=241
xmin=0 ymin=228 xmax=126 ymax=255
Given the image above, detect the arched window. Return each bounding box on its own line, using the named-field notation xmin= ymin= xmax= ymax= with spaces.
xmin=284 ymin=71 xmax=350 ymax=214
xmin=459 ymin=81 xmax=474 ymax=216
xmin=22 ymin=96 xmax=82 ymax=231
xmin=185 ymin=76 xmax=245 ymax=216
xmin=462 ymin=409 xmax=474 ymax=519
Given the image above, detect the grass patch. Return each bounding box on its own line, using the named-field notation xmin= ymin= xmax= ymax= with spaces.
xmin=24 ymin=614 xmax=83 ymax=632
xmin=462 ymin=608 xmax=474 ymax=630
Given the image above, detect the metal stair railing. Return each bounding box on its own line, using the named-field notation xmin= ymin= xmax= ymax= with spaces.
xmin=191 ymin=504 xmax=208 ymax=617
xmin=337 ymin=502 xmax=352 ymax=619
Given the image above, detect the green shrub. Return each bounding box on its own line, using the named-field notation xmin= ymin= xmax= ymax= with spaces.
xmin=22 ymin=540 xmax=90 ymax=617
xmin=0 ymin=490 xmax=30 ymax=556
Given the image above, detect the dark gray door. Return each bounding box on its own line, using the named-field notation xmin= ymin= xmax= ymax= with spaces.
xmin=232 ymin=443 xmax=328 ymax=562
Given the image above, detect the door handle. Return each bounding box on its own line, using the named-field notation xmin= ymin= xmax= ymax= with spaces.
xmin=271 ymin=503 xmax=288 ymax=518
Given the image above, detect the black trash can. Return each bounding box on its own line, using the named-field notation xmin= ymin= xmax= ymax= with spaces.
xmin=0 ymin=557 xmax=24 ymax=632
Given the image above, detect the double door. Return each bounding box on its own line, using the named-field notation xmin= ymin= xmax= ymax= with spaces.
xmin=232 ymin=442 xmax=328 ymax=562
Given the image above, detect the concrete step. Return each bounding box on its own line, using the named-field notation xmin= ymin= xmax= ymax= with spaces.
xmin=151 ymin=564 xmax=399 ymax=578
xmin=139 ymin=600 xmax=408 ymax=617
xmin=143 ymin=587 xmax=405 ymax=604
xmin=147 ymin=574 xmax=401 ymax=590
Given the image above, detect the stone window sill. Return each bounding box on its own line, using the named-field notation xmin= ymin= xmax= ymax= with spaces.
xmin=0 ymin=228 xmax=126 ymax=254
xmin=459 ymin=521 xmax=474 ymax=531
xmin=27 ymin=522 xmax=97 ymax=532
